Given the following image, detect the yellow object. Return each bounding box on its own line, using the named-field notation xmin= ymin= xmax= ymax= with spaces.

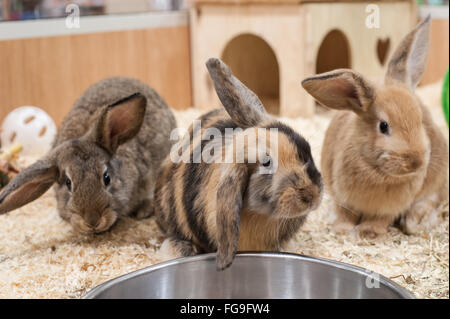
xmin=0 ymin=142 xmax=23 ymax=161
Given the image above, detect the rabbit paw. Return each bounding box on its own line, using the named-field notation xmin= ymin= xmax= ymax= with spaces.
xmin=400 ymin=198 xmax=439 ymax=235
xmin=157 ymin=237 xmax=198 ymax=261
xmin=331 ymin=204 xmax=359 ymax=235
xmin=332 ymin=220 xmax=355 ymax=234
xmin=356 ymin=222 xmax=387 ymax=240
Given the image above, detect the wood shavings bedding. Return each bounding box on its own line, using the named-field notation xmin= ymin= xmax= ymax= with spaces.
xmin=0 ymin=82 xmax=448 ymax=299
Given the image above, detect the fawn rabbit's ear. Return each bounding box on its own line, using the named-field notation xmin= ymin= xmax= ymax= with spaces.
xmin=0 ymin=158 xmax=58 ymax=215
xmin=216 ymin=164 xmax=249 ymax=271
xmin=206 ymin=58 xmax=267 ymax=128
xmin=91 ymin=93 xmax=147 ymax=154
xmin=386 ymin=16 xmax=431 ymax=89
xmin=302 ymin=69 xmax=375 ymax=114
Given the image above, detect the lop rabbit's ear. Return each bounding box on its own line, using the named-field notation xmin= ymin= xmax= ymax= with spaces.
xmin=206 ymin=58 xmax=267 ymax=128
xmin=0 ymin=158 xmax=58 ymax=215
xmin=216 ymin=163 xmax=249 ymax=271
xmin=385 ymin=16 xmax=431 ymax=89
xmin=302 ymin=69 xmax=375 ymax=114
xmin=90 ymin=93 xmax=147 ymax=154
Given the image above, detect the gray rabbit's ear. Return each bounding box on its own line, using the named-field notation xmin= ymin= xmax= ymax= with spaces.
xmin=385 ymin=15 xmax=431 ymax=89
xmin=0 ymin=158 xmax=58 ymax=215
xmin=91 ymin=93 xmax=147 ymax=154
xmin=216 ymin=164 xmax=249 ymax=271
xmin=302 ymin=69 xmax=375 ymax=114
xmin=206 ymin=58 xmax=267 ymax=128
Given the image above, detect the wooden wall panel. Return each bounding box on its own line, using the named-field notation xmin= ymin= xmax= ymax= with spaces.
xmin=0 ymin=25 xmax=192 ymax=126
xmin=421 ymin=18 xmax=449 ymax=86
xmin=192 ymin=0 xmax=411 ymax=4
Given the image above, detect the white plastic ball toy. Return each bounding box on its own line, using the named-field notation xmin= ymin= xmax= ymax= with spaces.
xmin=1 ymin=106 xmax=56 ymax=156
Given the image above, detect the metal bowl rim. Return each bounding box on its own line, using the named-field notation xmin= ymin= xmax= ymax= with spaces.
xmin=82 ymin=252 xmax=415 ymax=299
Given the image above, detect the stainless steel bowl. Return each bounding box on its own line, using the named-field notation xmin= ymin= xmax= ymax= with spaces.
xmin=83 ymin=252 xmax=414 ymax=299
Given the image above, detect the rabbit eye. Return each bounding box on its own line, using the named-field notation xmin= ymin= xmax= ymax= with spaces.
xmin=103 ymin=172 xmax=111 ymax=186
xmin=379 ymin=121 xmax=389 ymax=135
xmin=65 ymin=178 xmax=72 ymax=191
xmin=262 ymin=156 xmax=272 ymax=168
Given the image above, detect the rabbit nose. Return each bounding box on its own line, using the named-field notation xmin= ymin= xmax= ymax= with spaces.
xmin=405 ymin=154 xmax=423 ymax=171
xmin=301 ymin=194 xmax=312 ymax=204
xmin=83 ymin=215 xmax=100 ymax=229
xmin=410 ymin=158 xmax=422 ymax=170
xmin=299 ymin=188 xmax=313 ymax=204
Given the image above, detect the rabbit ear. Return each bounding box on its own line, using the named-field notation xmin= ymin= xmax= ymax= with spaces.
xmin=386 ymin=15 xmax=431 ymax=89
xmin=302 ymin=69 xmax=375 ymax=114
xmin=90 ymin=93 xmax=147 ymax=154
xmin=0 ymin=158 xmax=58 ymax=215
xmin=206 ymin=58 xmax=267 ymax=128
xmin=216 ymin=164 xmax=249 ymax=270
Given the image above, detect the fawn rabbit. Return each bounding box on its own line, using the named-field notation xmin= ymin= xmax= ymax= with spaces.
xmin=302 ymin=17 xmax=449 ymax=238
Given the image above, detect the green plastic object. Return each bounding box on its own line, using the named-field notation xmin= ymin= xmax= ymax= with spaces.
xmin=443 ymin=69 xmax=449 ymax=127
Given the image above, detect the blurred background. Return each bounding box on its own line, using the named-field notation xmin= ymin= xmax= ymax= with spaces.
xmin=0 ymin=0 xmax=448 ymax=125
xmin=0 ymin=1 xmax=448 ymax=21
xmin=0 ymin=0 xmax=188 ymax=20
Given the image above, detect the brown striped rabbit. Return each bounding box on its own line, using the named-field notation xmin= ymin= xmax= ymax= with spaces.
xmin=155 ymin=58 xmax=323 ymax=270
xmin=0 ymin=77 xmax=176 ymax=234
xmin=302 ymin=17 xmax=449 ymax=238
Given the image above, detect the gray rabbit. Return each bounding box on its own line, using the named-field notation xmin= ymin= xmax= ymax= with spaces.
xmin=0 ymin=77 xmax=177 ymax=233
